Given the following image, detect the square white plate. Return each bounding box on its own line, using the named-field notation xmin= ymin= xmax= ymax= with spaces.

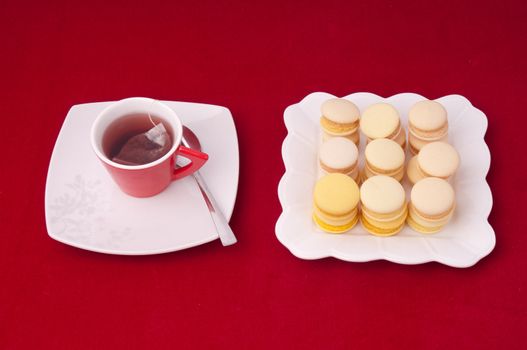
xmin=45 ymin=100 xmax=239 ymax=255
xmin=276 ymin=92 xmax=494 ymax=268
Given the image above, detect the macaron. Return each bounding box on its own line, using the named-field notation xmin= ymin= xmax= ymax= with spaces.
xmin=319 ymin=137 xmax=360 ymax=182
xmin=408 ymin=177 xmax=455 ymax=234
xmin=406 ymin=141 xmax=460 ymax=184
xmin=313 ymin=173 xmax=360 ymax=233
xmin=320 ymin=98 xmax=360 ymax=145
xmin=408 ymin=100 xmax=449 ymax=155
xmin=360 ymin=102 xmax=406 ymax=148
xmin=363 ymin=138 xmax=405 ymax=182
xmin=360 ymin=175 xmax=407 ymax=237
xmin=406 ymin=156 xmax=422 ymax=185
xmin=418 ymin=142 xmax=459 ymax=178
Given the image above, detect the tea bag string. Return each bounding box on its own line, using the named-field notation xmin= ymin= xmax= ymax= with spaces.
xmin=147 ymin=100 xmax=157 ymax=127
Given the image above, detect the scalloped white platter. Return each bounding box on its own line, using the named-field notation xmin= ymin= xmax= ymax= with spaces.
xmin=45 ymin=100 xmax=239 ymax=255
xmin=276 ymin=92 xmax=494 ymax=268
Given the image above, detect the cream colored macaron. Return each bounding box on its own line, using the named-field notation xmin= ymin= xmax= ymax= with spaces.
xmin=360 ymin=175 xmax=407 ymax=236
xmin=363 ymin=138 xmax=405 ymax=182
xmin=319 ymin=137 xmax=359 ymax=181
xmin=360 ymin=102 xmax=406 ymax=148
xmin=408 ymin=100 xmax=449 ymax=154
xmin=417 ymin=141 xmax=460 ymax=179
xmin=406 ymin=156 xmax=423 ymax=184
xmin=320 ymin=98 xmax=360 ymax=144
xmin=408 ymin=177 xmax=455 ymax=234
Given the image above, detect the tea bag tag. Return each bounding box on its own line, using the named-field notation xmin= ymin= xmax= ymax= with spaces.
xmin=145 ymin=123 xmax=168 ymax=147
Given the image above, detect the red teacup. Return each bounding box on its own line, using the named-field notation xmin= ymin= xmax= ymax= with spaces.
xmin=91 ymin=97 xmax=208 ymax=197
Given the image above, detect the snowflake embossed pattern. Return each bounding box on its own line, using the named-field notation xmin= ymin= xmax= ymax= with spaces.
xmin=47 ymin=175 xmax=131 ymax=249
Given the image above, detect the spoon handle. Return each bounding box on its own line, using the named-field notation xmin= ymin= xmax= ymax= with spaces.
xmin=192 ymin=171 xmax=237 ymax=246
xmin=181 ymin=132 xmax=237 ymax=246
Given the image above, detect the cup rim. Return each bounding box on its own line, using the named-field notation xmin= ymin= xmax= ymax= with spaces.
xmin=90 ymin=97 xmax=182 ymax=170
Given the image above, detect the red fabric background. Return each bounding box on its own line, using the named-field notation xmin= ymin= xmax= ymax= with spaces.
xmin=1 ymin=0 xmax=525 ymax=348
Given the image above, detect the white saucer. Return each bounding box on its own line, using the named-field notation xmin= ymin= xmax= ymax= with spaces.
xmin=276 ymin=92 xmax=495 ymax=268
xmin=45 ymin=100 xmax=239 ymax=255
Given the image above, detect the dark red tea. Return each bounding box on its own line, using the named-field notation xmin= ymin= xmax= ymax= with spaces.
xmin=102 ymin=113 xmax=174 ymax=165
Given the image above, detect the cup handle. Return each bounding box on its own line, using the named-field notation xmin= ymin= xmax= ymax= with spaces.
xmin=172 ymin=146 xmax=209 ymax=180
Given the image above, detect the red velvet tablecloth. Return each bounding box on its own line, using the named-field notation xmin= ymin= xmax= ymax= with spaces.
xmin=1 ymin=1 xmax=526 ymax=348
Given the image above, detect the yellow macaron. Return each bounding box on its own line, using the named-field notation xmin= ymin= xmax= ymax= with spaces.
xmin=320 ymin=98 xmax=360 ymax=145
xmin=360 ymin=175 xmax=407 ymax=236
xmin=313 ymin=173 xmax=360 ymax=233
xmin=407 ymin=177 xmax=455 ymax=234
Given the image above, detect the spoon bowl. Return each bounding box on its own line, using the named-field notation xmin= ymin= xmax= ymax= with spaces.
xmin=183 ymin=125 xmax=202 ymax=151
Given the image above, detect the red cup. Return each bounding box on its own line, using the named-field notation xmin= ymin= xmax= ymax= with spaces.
xmin=90 ymin=97 xmax=208 ymax=197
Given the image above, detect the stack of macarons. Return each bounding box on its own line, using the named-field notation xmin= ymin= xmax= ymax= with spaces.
xmin=363 ymin=138 xmax=405 ymax=182
xmin=360 ymin=176 xmax=407 ymax=236
xmin=406 ymin=141 xmax=460 ymax=185
xmin=320 ymin=98 xmax=361 ymax=145
xmin=319 ymin=137 xmax=360 ymax=182
xmin=314 ymin=96 xmax=461 ymax=236
xmin=360 ymin=103 xmax=406 ymax=148
xmin=408 ymin=100 xmax=448 ymax=155
xmin=313 ymin=173 xmax=360 ymax=233
xmin=408 ymin=177 xmax=455 ymax=233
